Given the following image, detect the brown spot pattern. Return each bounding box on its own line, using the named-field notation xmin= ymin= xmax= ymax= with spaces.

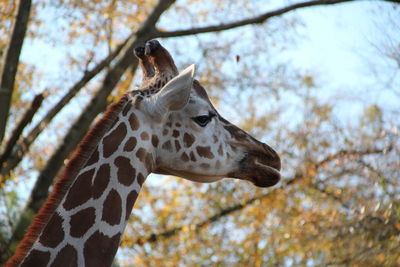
xmin=123 ymin=137 xmax=137 ymax=152
xmin=140 ymin=132 xmax=149 ymax=140
xmin=85 ymin=150 xmax=99 ymax=167
xmin=162 ymin=140 xmax=172 ymax=152
xmin=64 ymin=169 xmax=94 ymax=210
xmin=134 ymin=96 xmax=143 ymax=109
xmin=144 ymin=153 xmax=154 ymax=171
xmin=175 ymin=122 xmax=182 ymax=127
xmin=21 ymin=250 xmax=50 ymax=267
xmin=190 ymin=151 xmax=196 ymax=162
xmin=92 ymin=164 xmax=110 ymax=199
xmin=122 ymin=102 xmax=132 ymax=116
xmin=183 ymin=133 xmax=195 ymax=148
xmin=125 ymin=190 xmax=139 ymax=220
xmin=137 ymin=173 xmax=145 ymax=186
xmin=102 ymin=189 xmax=122 ymax=226
xmin=172 ymin=130 xmax=180 ymax=137
xmin=162 ymin=129 xmax=168 ymax=136
xmin=50 ymin=245 xmax=78 ymax=267
xmin=181 ymin=152 xmax=189 ymax=162
xmin=213 ymin=135 xmax=218 ymax=143
xmin=136 ymin=148 xmax=147 ymax=163
xmin=151 ymin=135 xmax=159 ymax=147
xmin=70 ymin=207 xmax=96 ymax=238
xmin=129 ymin=113 xmax=140 ymax=131
xmin=196 ymin=146 xmax=214 ymax=159
xmin=108 ymin=119 xmax=119 ymax=133
xmin=115 ymin=156 xmax=136 ymax=186
xmin=39 ymin=212 xmax=64 ymax=248
xmin=84 ymin=231 xmax=121 ymax=267
xmin=175 ymin=140 xmax=181 ymax=152
xmin=103 ymin=123 xmax=127 ymax=158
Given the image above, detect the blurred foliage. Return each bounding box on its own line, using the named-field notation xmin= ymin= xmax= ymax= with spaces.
xmin=0 ymin=0 xmax=399 ymax=266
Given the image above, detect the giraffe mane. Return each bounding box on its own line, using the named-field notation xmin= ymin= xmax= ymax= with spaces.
xmin=6 ymin=94 xmax=130 ymax=267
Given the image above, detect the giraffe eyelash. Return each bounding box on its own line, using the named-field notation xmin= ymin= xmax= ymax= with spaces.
xmin=191 ymin=112 xmax=216 ymax=127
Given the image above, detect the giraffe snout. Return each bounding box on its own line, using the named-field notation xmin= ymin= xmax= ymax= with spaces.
xmin=262 ymin=143 xmax=281 ymax=171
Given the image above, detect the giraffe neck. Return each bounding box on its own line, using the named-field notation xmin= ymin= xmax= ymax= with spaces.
xmin=16 ymin=96 xmax=155 ymax=267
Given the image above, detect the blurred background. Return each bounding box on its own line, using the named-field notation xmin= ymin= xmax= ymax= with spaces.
xmin=0 ymin=0 xmax=399 ymax=266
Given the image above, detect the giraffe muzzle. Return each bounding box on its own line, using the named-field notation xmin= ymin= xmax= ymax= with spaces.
xmin=229 ymin=143 xmax=281 ymax=188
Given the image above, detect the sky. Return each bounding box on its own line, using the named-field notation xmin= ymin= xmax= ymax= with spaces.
xmin=7 ymin=0 xmax=399 ymax=264
xmin=14 ymin=0 xmax=399 ymax=196
xmin=21 ymin=1 xmax=399 ymax=109
xmin=285 ymin=1 xmax=399 ymax=119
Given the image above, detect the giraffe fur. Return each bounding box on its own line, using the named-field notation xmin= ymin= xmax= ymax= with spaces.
xmin=7 ymin=40 xmax=280 ymax=267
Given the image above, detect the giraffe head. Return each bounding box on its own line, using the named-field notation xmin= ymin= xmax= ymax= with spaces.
xmin=133 ymin=40 xmax=281 ymax=187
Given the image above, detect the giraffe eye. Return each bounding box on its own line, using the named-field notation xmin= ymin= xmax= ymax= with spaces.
xmin=192 ymin=114 xmax=213 ymax=127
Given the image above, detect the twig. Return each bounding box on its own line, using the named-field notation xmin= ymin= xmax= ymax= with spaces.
xmin=129 ymin=146 xmax=391 ymax=246
xmin=155 ymin=0 xmax=358 ymax=38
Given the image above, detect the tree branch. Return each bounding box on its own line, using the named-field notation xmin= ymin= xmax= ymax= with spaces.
xmin=6 ymin=0 xmax=176 ymax=257
xmin=0 ymin=93 xmax=44 ymax=177
xmin=129 ymin=146 xmax=391 ymax=246
xmin=317 ymin=146 xmax=392 ymax=167
xmin=0 ymin=32 xmax=132 ymax=177
xmin=0 ymin=0 xmax=32 ymax=144
xmin=133 ymin=178 xmax=297 ymax=246
xmin=155 ymin=0 xmax=399 ymax=38
xmin=154 ymin=0 xmax=358 ymax=38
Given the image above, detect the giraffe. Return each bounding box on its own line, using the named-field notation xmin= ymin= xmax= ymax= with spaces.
xmin=6 ymin=40 xmax=281 ymax=267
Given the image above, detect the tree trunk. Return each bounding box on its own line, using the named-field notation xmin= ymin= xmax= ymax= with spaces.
xmin=0 ymin=0 xmax=32 ymax=144
xmin=0 ymin=34 xmax=131 ymax=177
xmin=2 ymin=0 xmax=176 ymax=262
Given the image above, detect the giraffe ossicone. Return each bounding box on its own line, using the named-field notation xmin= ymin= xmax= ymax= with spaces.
xmin=7 ymin=40 xmax=280 ymax=267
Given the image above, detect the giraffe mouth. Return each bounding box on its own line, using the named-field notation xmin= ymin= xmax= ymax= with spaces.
xmin=251 ymin=160 xmax=281 ymax=187
xmin=229 ymin=148 xmax=281 ymax=188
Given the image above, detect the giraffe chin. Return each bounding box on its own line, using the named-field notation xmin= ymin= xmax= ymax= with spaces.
xmin=229 ymin=165 xmax=281 ymax=188
xmin=249 ymin=165 xmax=281 ymax=188
xmin=153 ymin=168 xmax=224 ymax=183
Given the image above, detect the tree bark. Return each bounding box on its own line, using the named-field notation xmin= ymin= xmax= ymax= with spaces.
xmin=4 ymin=0 xmax=396 ymax=261
xmin=0 ymin=93 xmax=44 ymax=183
xmin=0 ymin=0 xmax=32 ymax=144
xmin=4 ymin=0 xmax=176 ymax=261
xmin=0 ymin=34 xmax=132 ymax=177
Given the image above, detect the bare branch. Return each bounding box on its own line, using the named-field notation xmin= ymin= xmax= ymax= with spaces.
xmin=6 ymin=0 xmax=176 ymax=256
xmin=155 ymin=0 xmax=359 ymax=38
xmin=0 ymin=0 xmax=178 ymax=177
xmin=155 ymin=0 xmax=399 ymax=38
xmin=317 ymin=146 xmax=392 ymax=167
xmin=129 ymin=146 xmax=391 ymax=246
xmin=310 ymin=183 xmax=352 ymax=209
xmin=0 ymin=93 xmax=44 ymax=174
xmin=0 ymin=33 xmax=132 ymax=176
xmin=0 ymin=0 xmax=32 ymax=143
xmin=132 ymin=178 xmax=296 ymax=246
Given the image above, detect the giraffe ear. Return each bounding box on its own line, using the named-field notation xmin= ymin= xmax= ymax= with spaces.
xmin=154 ymin=64 xmax=195 ymax=113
